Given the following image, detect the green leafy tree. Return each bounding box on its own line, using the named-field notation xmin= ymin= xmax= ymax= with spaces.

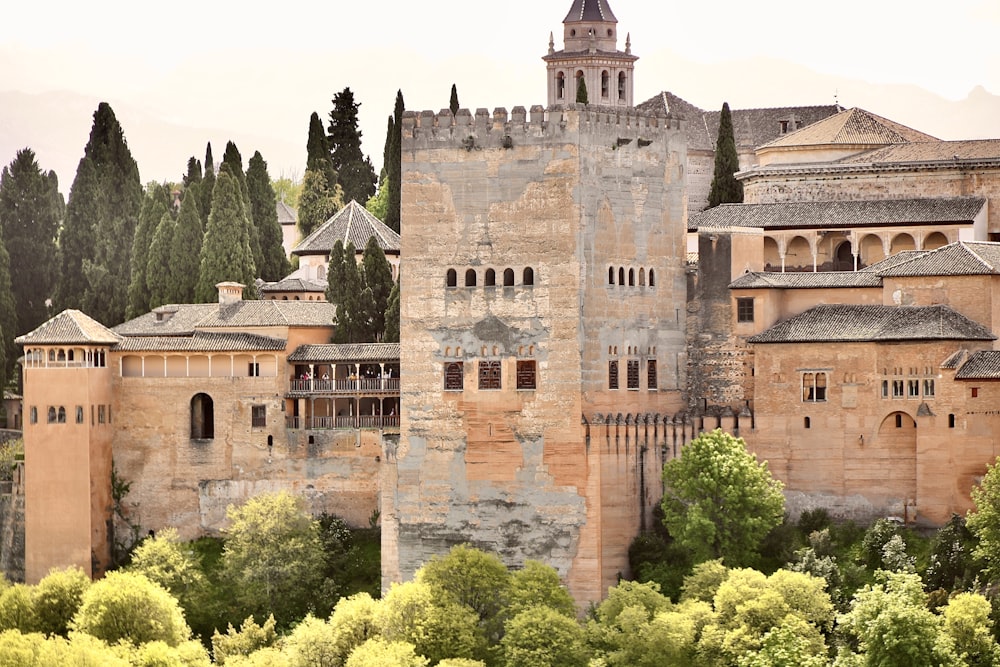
xmin=169 ymin=187 xmax=204 ymax=304
xmin=0 ymin=584 xmax=38 ymax=632
xmin=501 ymin=605 xmax=589 ymax=667
xmin=272 ymin=175 xmax=302 ymax=209
xmin=146 ymin=212 xmax=176 ymax=310
xmin=707 ymin=102 xmax=744 ymax=208
xmin=32 ymin=566 xmax=90 ymax=637
xmin=385 ymin=90 xmax=404 ymax=233
xmin=377 ymin=580 xmax=484 ymax=664
xmin=297 ymin=169 xmax=343 ymax=238
xmin=926 ymin=514 xmax=977 ymax=591
xmin=507 ymin=560 xmax=577 ymax=619
xmin=738 ymin=622 xmax=830 ymax=667
xmin=71 ymin=570 xmax=191 ymax=647
xmin=384 ymin=280 xmax=400 ymax=343
xmin=967 ymin=456 xmax=1000 ymax=580
xmin=126 ymin=183 xmax=171 ymax=318
xmin=199 ymin=143 xmax=216 ymax=224
xmin=661 ymin=429 xmax=785 ymax=566
xmin=282 ymin=614 xmax=340 ymax=667
xmin=246 ymin=152 xmax=290 ymax=281
xmin=326 ymin=593 xmax=381 ymax=666
xmin=344 ymin=637 xmax=428 ymax=667
xmin=195 ymin=171 xmax=258 ymax=303
xmin=127 ymin=528 xmax=207 ymax=620
xmin=365 ymin=174 xmax=389 ymax=221
xmin=307 ymin=112 xmax=338 ymax=192
xmin=679 ymin=559 xmax=730 ymax=603
xmin=327 ymin=87 xmax=376 ymax=206
xmin=449 ymin=84 xmax=460 ymax=116
xmin=130 ymin=639 xmax=212 ymax=667
xmin=0 ymin=148 xmax=60 ymax=341
xmin=220 ymin=491 xmax=325 ymax=628
xmin=576 ymin=77 xmax=588 ymax=104
xmin=941 ymin=592 xmax=1000 ymax=667
xmin=211 ymin=615 xmax=278 ymax=666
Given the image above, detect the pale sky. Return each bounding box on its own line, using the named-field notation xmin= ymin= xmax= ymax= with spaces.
xmin=2 ymin=0 xmax=999 ymax=186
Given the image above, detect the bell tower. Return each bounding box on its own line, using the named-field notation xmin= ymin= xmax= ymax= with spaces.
xmin=543 ymin=0 xmax=637 ymax=107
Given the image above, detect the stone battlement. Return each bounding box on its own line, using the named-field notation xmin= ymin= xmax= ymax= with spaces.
xmin=401 ymin=104 xmax=682 ymax=150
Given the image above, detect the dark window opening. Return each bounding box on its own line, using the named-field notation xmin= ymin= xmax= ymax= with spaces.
xmin=251 ymin=405 xmax=266 ymax=428
xmin=465 ymin=269 xmax=477 ymax=287
xmin=47 ymin=407 xmax=56 ymax=423
xmin=618 ymin=72 xmax=626 ymax=100
xmin=609 ymin=360 xmax=619 ymax=390
xmin=76 ymin=406 xmax=84 ymax=424
xmin=609 ymin=267 xmax=615 ymax=285
xmin=627 ymin=360 xmax=640 ymax=389
xmin=618 ymin=267 xmax=625 ymax=285
xmin=895 ymin=413 xmax=903 ymax=428
xmin=444 ymin=362 xmax=464 ymax=391
xmin=57 ymin=407 xmax=66 ymax=423
xmin=972 ymin=387 xmax=979 ymax=398
xmin=98 ymin=405 xmax=106 ymax=424
xmin=478 ymin=360 xmax=502 ymax=390
xmin=191 ymin=393 xmax=215 ymax=439
xmin=601 ymin=70 xmax=609 ymax=97
xmin=736 ymin=298 xmax=754 ymax=323
xmin=516 ymin=360 xmax=536 ymax=390
xmin=949 ymin=413 xmax=956 ymax=428
xmin=30 ymin=406 xmax=37 ymax=424
xmin=802 ymin=372 xmax=827 ymax=402
xmin=523 ymin=267 xmax=534 ymax=286
xmin=557 ymin=72 xmax=565 ymax=99
xmin=485 ymin=269 xmax=496 ymax=287
xmin=503 ymin=268 xmax=515 ymax=286
xmin=248 ymin=362 xmax=260 ymax=377
xmin=648 ymin=269 xmax=655 ymax=287
xmin=628 ymin=269 xmax=635 ymax=286
xmin=647 ymin=360 xmax=657 ymax=390
xmin=446 ymin=269 xmax=457 ymax=287
xmin=804 ymin=416 xmax=811 ymax=429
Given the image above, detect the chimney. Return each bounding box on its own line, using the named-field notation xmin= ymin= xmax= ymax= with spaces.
xmin=217 ymin=282 xmax=245 ymax=305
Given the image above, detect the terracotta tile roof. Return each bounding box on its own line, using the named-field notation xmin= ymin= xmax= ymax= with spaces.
xmin=114 ymin=304 xmax=220 ymax=336
xmin=564 ymin=0 xmax=617 ymax=22
xmin=260 ymin=278 xmax=327 ymax=294
xmin=730 ymin=271 xmax=882 ymax=289
xmin=15 ymin=310 xmax=121 ymax=346
xmin=839 ymin=139 xmax=1000 ymax=165
xmin=636 ymin=92 xmax=840 ymax=151
xmin=874 ymin=242 xmax=1000 ymax=277
xmin=293 ymin=200 xmax=400 ymax=256
xmin=115 ymin=331 xmax=287 ymax=352
xmin=956 ymin=351 xmax=1000 ymax=379
xmin=288 ymin=343 xmax=401 ymax=363
xmin=758 ymin=107 xmax=937 ymax=150
xmin=114 ymin=301 xmax=335 ymax=335
xmin=747 ymin=305 xmax=995 ymax=344
xmin=276 ymin=200 xmax=297 ymax=225
xmin=941 ymin=349 xmax=968 ymax=369
xmin=689 ymin=197 xmax=984 ymax=231
xmin=859 ymin=251 xmax=927 ymax=273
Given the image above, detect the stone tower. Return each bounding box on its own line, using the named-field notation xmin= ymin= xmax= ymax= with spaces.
xmin=384 ymin=1 xmax=689 ymax=605
xmin=16 ymin=310 xmax=118 ymax=583
xmin=543 ymin=0 xmax=637 ymax=108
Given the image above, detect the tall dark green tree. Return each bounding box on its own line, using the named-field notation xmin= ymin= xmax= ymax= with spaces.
xmin=386 ymin=90 xmax=404 ymax=233
xmin=55 ymin=156 xmax=100 ymax=312
xmin=0 ymin=149 xmax=61 ymax=339
xmin=146 ymin=212 xmax=176 ymax=310
xmin=196 ymin=171 xmax=257 ymax=302
xmin=327 ymin=87 xmax=376 ymax=206
xmin=361 ymin=237 xmax=393 ymax=341
xmin=306 ymin=112 xmax=337 ymax=192
xmin=183 ymin=157 xmax=202 ymax=188
xmin=707 ymin=102 xmax=744 ymax=208
xmin=169 ymin=188 xmax=204 ymax=304
xmin=297 ymin=169 xmax=342 ymax=238
xmin=126 ymin=183 xmax=171 ymax=319
xmin=449 ymin=84 xmax=460 ymax=115
xmin=72 ymin=102 xmax=143 ymax=326
xmin=198 ymin=143 xmax=216 ymax=224
xmin=246 ymin=152 xmax=290 ymax=282
xmin=326 ymin=240 xmax=364 ymax=343
xmin=576 ymin=76 xmax=589 ymax=104
xmin=384 ymin=279 xmax=400 ymax=344
xmin=219 ymin=141 xmax=261 ymax=273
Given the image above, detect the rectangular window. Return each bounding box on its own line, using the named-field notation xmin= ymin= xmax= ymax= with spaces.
xmin=251 ymin=405 xmax=266 ymax=428
xmin=478 ymin=361 xmax=501 ymax=390
xmin=923 ymin=379 xmax=935 ymax=398
xmin=29 ymin=406 xmax=37 ymax=424
xmin=908 ymin=379 xmax=919 ymax=398
xmin=47 ymin=407 xmax=56 ymax=424
xmin=972 ymin=387 xmax=979 ymax=398
xmin=98 ymin=405 xmax=106 ymax=424
xmin=802 ymin=372 xmax=827 ymax=402
xmin=76 ymin=406 xmax=84 ymax=424
xmin=248 ymin=362 xmax=260 ymax=377
xmin=647 ymin=360 xmax=657 ymax=390
xmin=609 ymin=360 xmax=619 ymax=390
xmin=736 ymin=297 xmax=755 ymax=323
xmin=627 ymin=360 xmax=640 ymax=390
xmin=516 ymin=360 xmax=536 ymax=390
xmin=881 ymin=380 xmax=889 ymax=398
xmin=892 ymin=380 xmax=904 ymax=398
xmin=444 ymin=362 xmax=464 ymax=391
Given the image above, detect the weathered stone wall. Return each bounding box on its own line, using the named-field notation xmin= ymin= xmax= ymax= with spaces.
xmin=0 ymin=462 xmax=24 ymax=582
xmin=392 ymin=105 xmax=687 ymax=605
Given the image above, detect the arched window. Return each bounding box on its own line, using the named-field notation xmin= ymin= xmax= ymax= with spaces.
xmin=628 ymin=269 xmax=635 ymax=286
xmin=503 ymin=268 xmax=515 ymax=286
xmin=191 ymin=393 xmax=215 ymax=440
xmin=618 ymin=72 xmax=627 ymax=100
xmin=639 ymin=268 xmax=645 ymax=286
xmin=446 ymin=269 xmax=457 ymax=287
xmin=601 ymin=70 xmax=610 ymax=98
xmin=575 ymin=70 xmax=584 ymax=97
xmin=485 ymin=269 xmax=496 ymax=287
xmin=57 ymin=349 xmax=66 ymax=362
xmin=47 ymin=407 xmax=56 ymax=423
xmin=523 ymin=267 xmax=534 ymax=286
xmin=648 ymin=269 xmax=655 ymax=287
xmin=618 ymin=267 xmax=625 ymax=285
xmin=465 ymin=269 xmax=477 ymax=287
xmin=57 ymin=407 xmax=66 ymax=423
xmin=608 ymin=267 xmax=615 ymax=285
xmin=48 ymin=349 xmax=55 ymax=362
xmin=556 ymin=72 xmax=566 ymax=100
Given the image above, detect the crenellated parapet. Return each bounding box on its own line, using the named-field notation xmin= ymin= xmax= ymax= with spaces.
xmin=401 ymin=104 xmax=683 ymax=151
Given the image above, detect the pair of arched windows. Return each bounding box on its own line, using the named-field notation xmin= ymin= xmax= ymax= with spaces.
xmin=608 ymin=266 xmax=655 ymax=287
xmin=447 ymin=267 xmax=535 ymax=288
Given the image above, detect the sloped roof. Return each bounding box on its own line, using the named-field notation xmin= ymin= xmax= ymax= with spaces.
xmin=115 ymin=331 xmax=287 ymax=353
xmin=288 ymin=343 xmax=401 ymax=363
xmin=747 ymin=305 xmax=995 ymax=344
xmin=758 ymin=107 xmax=937 ymax=149
xmin=293 ymin=200 xmax=400 ymax=256
xmin=276 ymin=200 xmax=297 ymax=225
xmin=941 ymin=349 xmax=968 ymax=370
xmin=730 ymin=271 xmax=882 ymax=289
xmin=15 ymin=310 xmax=120 ymax=346
xmin=564 ymin=0 xmax=617 ymax=22
xmin=260 ymin=278 xmax=327 ymax=294
xmin=859 ymin=251 xmax=927 ymax=273
xmin=875 ymin=242 xmax=1000 ymax=277
xmin=636 ymin=92 xmax=840 ymax=152
xmin=838 ymin=139 xmax=1000 ymax=165
xmin=689 ymin=197 xmax=984 ymax=231
xmin=956 ymin=351 xmax=1000 ymax=379
xmin=114 ymin=301 xmax=336 ymax=336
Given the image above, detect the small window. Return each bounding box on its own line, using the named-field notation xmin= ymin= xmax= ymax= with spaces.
xmin=557 ymin=72 xmax=566 ymax=100
xmin=248 ymin=362 xmax=260 ymax=377
xmin=609 ymin=267 xmax=615 ymax=285
xmin=628 ymin=269 xmax=635 ymax=286
xmin=98 ymin=405 xmax=106 ymax=424
xmin=647 ymin=360 xmax=657 ymax=390
xmin=191 ymin=393 xmax=214 ymax=439
xmin=639 ymin=268 xmax=645 ymax=286
xmin=516 ymin=360 xmax=536 ymax=390
xmin=57 ymin=407 xmax=66 ymax=424
xmin=76 ymin=406 xmax=84 ymax=424
xmin=446 ymin=269 xmax=457 ymax=288
xmin=972 ymin=387 xmax=979 ymax=398
xmin=804 ymin=416 xmax=811 ymax=429
xmin=618 ymin=267 xmax=625 ymax=285
xmin=895 ymin=414 xmax=903 ymax=428
xmin=478 ymin=361 xmax=501 ymax=390
xmin=601 ymin=70 xmax=609 ymax=97
xmin=47 ymin=407 xmax=56 ymax=424
xmin=444 ymin=362 xmax=464 ymax=391
xmin=523 ymin=267 xmax=534 ymax=286
xmin=736 ymin=298 xmax=754 ymax=323
xmin=923 ymin=379 xmax=935 ymax=398
xmin=503 ymin=268 xmax=515 ymax=286
xmin=485 ymin=269 xmax=496 ymax=287
xmin=609 ymin=360 xmax=619 ymax=390
xmin=618 ymin=72 xmax=626 ymax=100
xmin=465 ymin=269 xmax=477 ymax=287
xmin=627 ymin=360 xmax=640 ymax=390
xmin=949 ymin=413 xmax=956 ymax=428
xmin=881 ymin=380 xmax=889 ymax=398
xmin=251 ymin=405 xmax=266 ymax=428
xmin=30 ymin=406 xmax=37 ymax=424
xmin=648 ymin=269 xmax=655 ymax=287
xmin=802 ymin=372 xmax=827 ymax=402
xmin=893 ymin=380 xmax=905 ymax=398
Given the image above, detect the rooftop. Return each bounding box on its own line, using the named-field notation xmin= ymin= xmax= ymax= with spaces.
xmin=875 ymin=242 xmax=1000 ymax=277
xmin=294 ymin=200 xmax=399 ymax=256
xmin=288 ymin=343 xmax=401 ymax=363
xmin=15 ymin=310 xmax=120 ymax=346
xmin=758 ymin=107 xmax=937 ymax=150
xmin=730 ymin=272 xmax=882 ymax=290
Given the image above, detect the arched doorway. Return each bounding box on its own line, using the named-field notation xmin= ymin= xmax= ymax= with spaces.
xmin=835 ymin=241 xmax=854 ymax=271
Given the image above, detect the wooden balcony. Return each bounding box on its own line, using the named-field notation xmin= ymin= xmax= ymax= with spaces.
xmin=287 ymin=377 xmax=400 ymax=396
xmin=285 ymin=415 xmax=399 ymax=430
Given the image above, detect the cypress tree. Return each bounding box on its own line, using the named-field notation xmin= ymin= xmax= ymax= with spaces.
xmin=329 ymin=241 xmax=366 ymax=343
xmin=306 ymin=112 xmax=337 ymax=192
xmin=449 ymin=84 xmax=460 ymax=115
xmin=327 ymin=87 xmax=376 ymax=206
xmin=146 ymin=212 xmax=176 ymax=309
xmin=0 ymin=149 xmax=61 ymax=336
xmin=169 ymin=187 xmax=204 ymax=304
xmin=0 ymin=238 xmax=16 ymax=384
xmin=707 ymin=102 xmax=744 ymax=208
xmin=247 ymin=151 xmax=289 ymax=281
xmin=361 ymin=236 xmax=393 ymax=340
xmin=383 ymin=279 xmax=400 ymax=344
xmin=219 ymin=141 xmax=261 ymax=273
xmin=196 ymin=171 xmax=257 ymax=302
xmin=297 ymin=169 xmax=343 ymax=238
xmin=386 ymin=90 xmax=404 ymax=233
xmin=126 ymin=183 xmax=170 ymax=319
xmin=183 ymin=157 xmax=202 ymax=188
xmin=199 ymin=143 xmax=216 ymax=224
xmin=576 ymin=76 xmax=589 ymax=104
xmin=55 ymin=156 xmax=100 ymax=312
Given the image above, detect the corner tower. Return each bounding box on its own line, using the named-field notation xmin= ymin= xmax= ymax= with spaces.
xmin=544 ymin=0 xmax=637 ymax=107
